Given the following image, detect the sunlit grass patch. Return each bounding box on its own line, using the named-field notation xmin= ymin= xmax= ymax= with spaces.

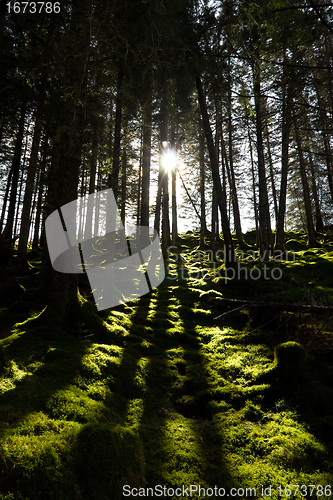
xmin=81 ymin=343 xmax=123 ymax=379
xmin=194 ymin=325 xmax=224 ymax=344
xmin=0 ymin=361 xmax=31 ymax=394
xmin=215 ymin=408 xmax=333 ymax=498
xmin=15 ymin=411 xmax=79 ymax=436
xmin=77 ymin=379 xmax=109 ymax=401
xmin=106 ymin=309 xmax=133 ymax=329
xmin=45 ymin=386 xmax=111 ymax=423
xmin=150 ymin=413 xmax=210 ymax=486
xmin=263 ymin=415 xmax=326 ymax=470
xmin=166 ymin=324 xmax=186 ymax=336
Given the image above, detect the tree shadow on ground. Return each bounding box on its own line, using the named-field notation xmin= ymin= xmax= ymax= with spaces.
xmin=135 ymin=279 xmax=239 ymax=495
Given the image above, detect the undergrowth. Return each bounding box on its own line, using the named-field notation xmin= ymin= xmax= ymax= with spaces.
xmin=0 ymin=231 xmax=333 ymax=499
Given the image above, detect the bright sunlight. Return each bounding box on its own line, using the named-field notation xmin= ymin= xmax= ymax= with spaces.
xmin=161 ymin=148 xmax=177 ymax=172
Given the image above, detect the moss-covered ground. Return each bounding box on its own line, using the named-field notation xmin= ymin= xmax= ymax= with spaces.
xmin=0 ymin=231 xmax=333 ymax=499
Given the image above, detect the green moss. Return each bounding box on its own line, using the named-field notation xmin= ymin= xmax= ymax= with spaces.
xmin=45 ymin=386 xmax=112 ymax=423
xmin=0 ymin=421 xmax=79 ymax=499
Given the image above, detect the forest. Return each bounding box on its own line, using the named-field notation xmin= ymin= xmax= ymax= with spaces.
xmin=1 ymin=0 xmax=333 ymax=499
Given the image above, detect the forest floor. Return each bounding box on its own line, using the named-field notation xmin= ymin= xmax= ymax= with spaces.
xmin=0 ymin=230 xmax=333 ymax=500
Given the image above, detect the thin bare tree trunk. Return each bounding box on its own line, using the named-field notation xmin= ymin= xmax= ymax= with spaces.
xmin=171 ymin=126 xmax=177 ymax=245
xmin=275 ymin=65 xmax=293 ymax=251
xmin=84 ymin=116 xmax=99 ymax=240
xmin=196 ymin=76 xmax=235 ymax=268
xmin=154 ymin=165 xmax=162 ymax=234
xmin=108 ymin=66 xmax=124 ymax=202
xmin=120 ymin=147 xmax=127 ymax=225
xmin=199 ymin=119 xmax=207 ymax=248
xmin=32 ymin=137 xmax=48 ymax=250
xmin=316 ymin=86 xmax=333 ymax=204
xmin=160 ymin=101 xmax=171 ymax=251
xmin=210 ymin=189 xmax=218 ymax=251
xmin=308 ymin=143 xmax=323 ymax=232
xmin=140 ymin=99 xmax=151 ymax=230
xmin=247 ymin=115 xmax=260 ymax=245
xmin=0 ymin=167 xmax=13 ymax=234
xmin=264 ymin=121 xmax=278 ymax=224
xmin=137 ymin=142 xmax=142 ymax=230
xmin=1 ymin=102 xmax=26 ymax=243
xmin=226 ymin=84 xmax=243 ymax=244
xmin=294 ymin=113 xmax=317 ymax=247
xmin=18 ymin=92 xmax=45 ymax=259
xmin=253 ymin=61 xmax=272 ymax=259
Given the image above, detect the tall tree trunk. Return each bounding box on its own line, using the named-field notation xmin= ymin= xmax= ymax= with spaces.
xmin=227 ymin=83 xmax=243 ymax=243
xmin=315 ymin=86 xmax=333 ymax=204
xmin=29 ymin=170 xmax=40 ymax=244
xmin=196 ymin=76 xmax=235 ymax=268
xmin=246 ymin=113 xmax=260 ymax=245
xmin=89 ymin=121 xmax=98 ymax=195
xmin=14 ymin=145 xmax=27 ymax=240
xmin=308 ymin=144 xmax=323 ymax=232
xmin=210 ymin=188 xmax=218 ymax=251
xmin=40 ymin=0 xmax=90 ymax=314
xmin=32 ymin=137 xmax=48 ymax=250
xmin=108 ymin=66 xmax=124 ymax=203
xmin=0 ymin=166 xmax=13 ymax=234
xmin=264 ymin=121 xmax=278 ymax=224
xmin=41 ymin=109 xmax=85 ymax=308
xmin=18 ymin=91 xmax=45 ymax=259
xmin=199 ymin=119 xmax=207 ymax=248
xmin=275 ymin=68 xmax=293 ymax=251
xmin=140 ymin=99 xmax=151 ymax=230
xmin=137 ymin=159 xmax=142 ymax=229
xmin=294 ymin=113 xmax=317 ymax=247
xmin=1 ymin=102 xmax=26 ymax=243
xmin=170 ymin=126 xmax=177 ymax=245
xmin=160 ymin=106 xmax=171 ymax=252
xmin=221 ymin=127 xmax=240 ymax=243
xmin=161 ymin=173 xmax=170 ymax=249
xmin=253 ymin=61 xmax=272 ymax=259
xmin=324 ymin=36 xmax=333 ymax=122
xmin=84 ymin=116 xmax=99 ymax=240
xmin=78 ymin=162 xmax=86 ymax=241
xmin=215 ymin=99 xmax=221 ymax=242
xmin=154 ymin=165 xmax=162 ymax=234
xmin=120 ymin=147 xmax=127 ymax=225
xmin=171 ymin=168 xmax=177 ymax=245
